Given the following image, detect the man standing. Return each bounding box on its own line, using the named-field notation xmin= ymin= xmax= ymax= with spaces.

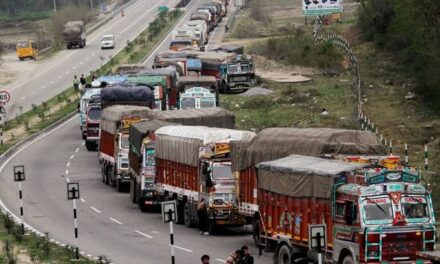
xmin=241 ymin=245 xmax=254 ymax=264
xmin=226 ymin=250 xmax=243 ymax=264
xmin=73 ymin=75 xmax=80 ymax=92
xmin=197 ymin=198 xmax=209 ymax=235
xmin=79 ymin=74 xmax=86 ymax=92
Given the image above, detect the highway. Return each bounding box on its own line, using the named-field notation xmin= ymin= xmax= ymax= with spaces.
xmin=3 ymin=0 xmax=179 ymax=120
xmin=0 ymin=1 xmax=273 ymax=263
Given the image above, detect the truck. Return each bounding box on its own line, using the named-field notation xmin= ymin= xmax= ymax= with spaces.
xmin=183 ymin=20 xmax=208 ymax=45
xmin=179 ymin=87 xmax=217 ymax=109
xmin=63 ymin=20 xmax=86 ymax=49
xmin=79 ymin=88 xmax=101 ymax=139
xmin=154 ymin=125 xmax=256 ymax=233
xmin=177 ymin=75 xmax=219 ymax=108
xmin=128 ymin=107 xmax=235 ymax=211
xmin=172 ymin=27 xmax=203 ymax=49
xmin=100 ymin=105 xmax=159 ymax=191
xmin=191 ymin=11 xmax=213 ymax=32
xmin=84 ymin=95 xmax=102 ymax=151
xmin=126 ymin=75 xmax=168 ymax=111
xmin=254 ymin=154 xmax=435 ymax=264
xmin=230 ymin=128 xmax=388 ymax=226
xmin=198 ymin=52 xmax=255 ymax=92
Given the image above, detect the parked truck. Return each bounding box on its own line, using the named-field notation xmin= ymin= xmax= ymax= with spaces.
xmin=79 ymin=88 xmax=100 ymax=139
xmin=154 ymin=125 xmax=256 ymax=233
xmin=254 ymin=154 xmax=435 ymax=264
xmin=84 ymin=95 xmax=102 ymax=151
xmin=63 ymin=20 xmax=86 ymax=49
xmin=231 ymin=128 xmax=388 ymax=226
xmin=129 ymin=108 xmax=235 ymax=211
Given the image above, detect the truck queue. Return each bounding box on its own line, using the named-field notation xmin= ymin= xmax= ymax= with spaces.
xmin=73 ymin=1 xmax=436 ymax=263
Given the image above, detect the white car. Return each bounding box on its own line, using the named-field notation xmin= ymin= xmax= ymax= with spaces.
xmin=101 ymin=34 xmax=115 ymax=49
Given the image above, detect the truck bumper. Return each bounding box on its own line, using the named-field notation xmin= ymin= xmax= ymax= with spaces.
xmin=210 ymin=214 xmax=245 ymax=226
xmin=141 ymin=191 xmax=160 ymax=205
xmin=117 ymin=173 xmax=131 ymax=183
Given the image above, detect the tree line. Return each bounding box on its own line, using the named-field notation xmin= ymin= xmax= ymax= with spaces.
xmin=0 ymin=0 xmax=106 ymax=16
xmin=357 ymin=0 xmax=440 ymax=112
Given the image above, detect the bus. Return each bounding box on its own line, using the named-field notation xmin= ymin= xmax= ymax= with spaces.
xmin=16 ymin=40 xmax=38 ymax=61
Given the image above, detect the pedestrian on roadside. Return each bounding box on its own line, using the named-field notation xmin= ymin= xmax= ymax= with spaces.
xmin=241 ymin=245 xmax=254 ymax=264
xmin=197 ymin=198 xmax=209 ymax=235
xmin=79 ymin=74 xmax=86 ymax=92
xmin=226 ymin=249 xmax=243 ymax=264
xmin=73 ymin=75 xmax=80 ymax=92
xmin=225 ymin=25 xmax=229 ymax=33
xmin=201 ymin=254 xmax=210 ymax=264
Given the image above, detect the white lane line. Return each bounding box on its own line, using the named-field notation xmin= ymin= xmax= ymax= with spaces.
xmin=82 ymin=142 xmax=85 ymax=146
xmin=79 ymin=61 xmax=83 ymax=64
xmin=80 ymin=251 xmax=85 ymax=255
xmin=152 ymin=231 xmax=160 ymax=234
xmin=70 ymin=155 xmax=74 ymax=159
xmin=87 ymin=254 xmax=92 ymax=257
xmin=85 ymin=57 xmax=89 ymax=60
xmin=66 ymin=178 xmax=70 ymax=183
xmin=65 ymin=169 xmax=69 ymax=175
xmin=75 ymin=148 xmax=80 ymax=152
xmin=20 ymin=96 xmax=26 ymax=100
xmin=66 ymin=162 xmax=70 ymax=167
xmin=65 ymin=70 xmax=70 ymax=74
xmin=175 ymin=245 xmax=193 ymax=253
xmin=80 ymin=198 xmax=86 ymax=203
xmin=109 ymin=217 xmax=122 ymax=225
xmin=216 ymin=259 xmax=226 ymax=263
xmin=90 ymin=207 xmax=101 ymax=214
xmin=135 ymin=230 xmax=153 ymax=239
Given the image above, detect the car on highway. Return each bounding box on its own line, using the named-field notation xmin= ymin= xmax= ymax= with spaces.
xmin=101 ymin=34 xmax=115 ymax=49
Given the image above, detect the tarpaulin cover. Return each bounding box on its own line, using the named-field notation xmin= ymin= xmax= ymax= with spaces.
xmin=187 ymin=59 xmax=202 ymax=71
xmin=190 ymin=12 xmax=210 ymax=22
xmin=256 ymin=154 xmax=365 ymax=198
xmin=126 ymin=75 xmax=167 ymax=87
xmin=233 ymin=127 xmax=387 ymax=171
xmin=137 ymin=68 xmax=178 ymax=88
xmin=101 ymin=105 xmax=159 ymax=134
xmin=155 ymin=126 xmax=255 ymax=166
xmin=97 ymin=75 xmax=127 ymax=84
xmin=215 ymin=44 xmax=244 ymax=54
xmin=159 ymin=108 xmax=234 ymax=128
xmin=63 ymin=21 xmax=84 ymax=36
xmin=100 ymin=84 xmax=155 ymax=108
xmin=129 ymin=120 xmax=178 ymax=155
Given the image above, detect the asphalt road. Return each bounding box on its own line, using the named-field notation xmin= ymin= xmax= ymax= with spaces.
xmin=0 ymin=1 xmax=273 ymax=263
xmin=2 ymin=0 xmax=179 ymax=120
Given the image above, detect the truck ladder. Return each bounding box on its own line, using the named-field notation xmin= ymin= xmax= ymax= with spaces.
xmin=364 ymin=226 xmax=382 ymax=262
xmin=422 ymin=225 xmax=436 ymax=252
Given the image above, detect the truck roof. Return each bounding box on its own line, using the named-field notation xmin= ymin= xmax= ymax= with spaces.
xmin=158 ymin=108 xmax=234 ymax=128
xmin=126 ymin=75 xmax=167 ymax=87
xmin=101 ymin=105 xmax=160 ymax=133
xmin=255 ymin=154 xmax=366 ymax=198
xmin=178 ymin=75 xmax=217 ymax=85
xmin=100 ymin=84 xmax=155 ymax=108
xmin=233 ymin=127 xmax=387 ymax=171
xmin=129 ymin=120 xmax=179 ymax=154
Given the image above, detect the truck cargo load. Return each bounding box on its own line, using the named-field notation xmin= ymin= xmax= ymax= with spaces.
xmin=254 ymin=154 xmax=435 ymax=264
xmin=100 ymin=84 xmax=155 ymax=108
xmin=128 ymin=107 xmax=235 ymax=211
xmin=63 ymin=20 xmax=86 ymax=49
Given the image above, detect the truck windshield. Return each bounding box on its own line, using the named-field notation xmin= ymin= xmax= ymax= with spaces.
xmin=87 ymin=107 xmax=101 ymax=120
xmin=17 ymin=41 xmax=29 ymax=48
xmin=401 ymin=196 xmax=429 ymax=219
xmin=200 ymin=98 xmax=215 ymax=108
xmin=227 ymin=65 xmax=239 ymax=73
xmin=120 ymin=134 xmax=130 ymax=150
xmin=362 ymin=197 xmax=393 ymax=222
xmin=180 ymin=98 xmax=196 ymax=109
xmin=211 ymin=163 xmax=233 ymax=180
xmin=144 ymin=149 xmax=155 ymax=167
xmin=240 ymin=64 xmax=250 ymax=72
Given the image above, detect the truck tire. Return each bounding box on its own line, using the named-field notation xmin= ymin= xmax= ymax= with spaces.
xmin=176 ymin=201 xmax=185 ymax=224
xmin=110 ymin=168 xmax=116 ymax=187
xmin=130 ymin=180 xmax=136 ymax=203
xmin=138 ymin=198 xmax=147 ymax=212
xmin=208 ymin=219 xmax=216 ymax=235
xmin=85 ymin=141 xmax=93 ymax=151
xmin=116 ymin=179 xmax=123 ymax=192
xmin=274 ymin=244 xmax=291 ymax=264
xmin=67 ymin=44 xmax=71 ymax=50
xmin=184 ymin=203 xmax=194 ymax=227
xmin=104 ymin=165 xmax=110 ymax=185
xmin=101 ymin=165 xmax=106 ymax=183
xmin=342 ymin=255 xmax=354 ymax=264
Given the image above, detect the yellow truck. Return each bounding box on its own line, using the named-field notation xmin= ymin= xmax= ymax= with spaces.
xmin=16 ymin=40 xmax=38 ymax=61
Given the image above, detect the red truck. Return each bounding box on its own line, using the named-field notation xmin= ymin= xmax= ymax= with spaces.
xmin=254 ymin=154 xmax=435 ymax=264
xmin=128 ymin=108 xmax=235 ymax=211
xmin=231 ymin=128 xmax=388 ymax=225
xmin=154 ymin=125 xmax=256 ymax=234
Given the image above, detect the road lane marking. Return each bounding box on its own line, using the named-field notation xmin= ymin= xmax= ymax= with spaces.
xmin=73 ymin=66 xmax=77 ymax=70
xmin=66 ymin=162 xmax=70 ymax=167
xmin=87 ymin=254 xmax=92 ymax=257
xmin=20 ymin=96 xmax=26 ymax=100
xmin=75 ymin=148 xmax=80 ymax=152
xmin=65 ymin=169 xmax=69 ymax=175
xmin=70 ymin=155 xmax=74 ymax=159
xmin=82 ymin=142 xmax=85 ymax=146
xmin=80 ymin=198 xmax=86 ymax=203
xmin=91 ymin=207 xmax=101 ymax=214
xmin=66 ymin=178 xmax=70 ymax=183
xmin=175 ymin=245 xmax=193 ymax=253
xmin=135 ymin=230 xmax=153 ymax=238
xmin=109 ymin=217 xmax=122 ymax=225
xmin=152 ymin=231 xmax=160 ymax=234
xmin=216 ymin=259 xmax=226 ymax=263
xmin=65 ymin=71 xmax=70 ymax=74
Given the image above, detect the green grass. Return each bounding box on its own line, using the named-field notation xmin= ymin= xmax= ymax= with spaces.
xmin=0 ymin=10 xmax=53 ymax=22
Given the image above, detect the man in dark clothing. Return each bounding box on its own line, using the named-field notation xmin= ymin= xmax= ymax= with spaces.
xmin=79 ymin=74 xmax=86 ymax=91
xmin=241 ymin=245 xmax=254 ymax=264
xmin=201 ymin=254 xmax=210 ymax=264
xmin=197 ymin=198 xmax=209 ymax=235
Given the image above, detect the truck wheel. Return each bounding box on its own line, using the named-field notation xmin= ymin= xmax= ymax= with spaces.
xmin=176 ymin=201 xmax=185 ymax=224
xmin=138 ymin=198 xmax=147 ymax=212
xmin=184 ymin=203 xmax=194 ymax=227
xmin=104 ymin=165 xmax=110 ymax=185
xmin=110 ymin=169 xmax=116 ymax=187
xmin=85 ymin=141 xmax=93 ymax=151
xmin=130 ymin=181 xmax=136 ymax=203
xmin=101 ymin=165 xmax=106 ymax=183
xmin=342 ymin=255 xmax=354 ymax=264
xmin=274 ymin=244 xmax=291 ymax=264
xmin=116 ymin=179 xmax=123 ymax=192
xmin=67 ymin=44 xmax=71 ymax=49
xmin=208 ymin=219 xmax=216 ymax=235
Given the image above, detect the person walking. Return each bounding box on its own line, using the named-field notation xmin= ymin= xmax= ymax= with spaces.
xmin=226 ymin=250 xmax=243 ymax=264
xmin=73 ymin=75 xmax=80 ymax=92
xmin=201 ymin=254 xmax=210 ymax=264
xmin=197 ymin=198 xmax=209 ymax=235
xmin=241 ymin=245 xmax=254 ymax=264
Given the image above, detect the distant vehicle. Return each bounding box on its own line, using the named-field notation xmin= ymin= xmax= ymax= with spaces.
xmin=101 ymin=34 xmax=115 ymax=49
xmin=63 ymin=20 xmax=86 ymax=49
xmin=16 ymin=40 xmax=38 ymax=61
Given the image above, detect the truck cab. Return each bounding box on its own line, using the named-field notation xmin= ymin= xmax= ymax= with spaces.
xmin=80 ymin=89 xmax=101 ymax=140
xmin=115 ymin=133 xmax=130 ymax=188
xmin=85 ymin=103 xmax=101 ymax=151
xmin=179 ymin=87 xmax=216 ymax=109
xmin=219 ymin=55 xmax=255 ymax=92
